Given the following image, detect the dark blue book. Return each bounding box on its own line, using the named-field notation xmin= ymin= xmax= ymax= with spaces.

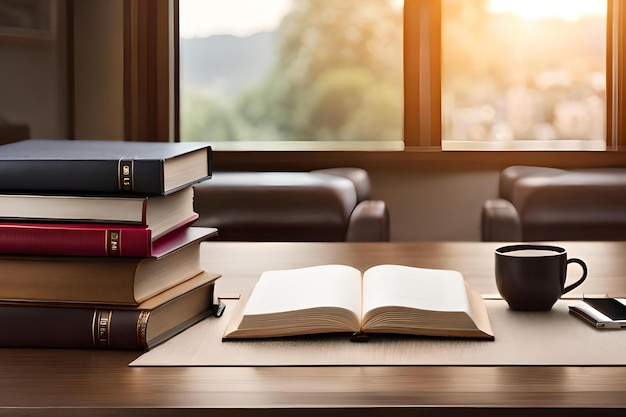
xmin=0 ymin=139 xmax=212 ymax=195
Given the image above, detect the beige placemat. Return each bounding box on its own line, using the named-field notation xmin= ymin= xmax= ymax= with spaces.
xmin=130 ymin=299 xmax=626 ymax=367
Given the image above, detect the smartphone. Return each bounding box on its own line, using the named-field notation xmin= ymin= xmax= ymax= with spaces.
xmin=569 ymin=297 xmax=626 ymax=329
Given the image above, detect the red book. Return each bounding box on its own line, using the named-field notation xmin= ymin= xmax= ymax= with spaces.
xmin=0 ymin=219 xmax=215 ymax=257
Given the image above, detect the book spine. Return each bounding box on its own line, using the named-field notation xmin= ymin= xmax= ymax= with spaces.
xmin=0 ymin=160 xmax=163 ymax=195
xmin=0 ymin=305 xmax=149 ymax=350
xmin=0 ymin=224 xmax=152 ymax=257
xmin=0 ymin=257 xmax=140 ymax=304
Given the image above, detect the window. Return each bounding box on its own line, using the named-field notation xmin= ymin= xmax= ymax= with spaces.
xmin=441 ymin=0 xmax=607 ymax=151
xmin=168 ymin=0 xmax=626 ymax=159
xmin=179 ymin=0 xmax=404 ymax=150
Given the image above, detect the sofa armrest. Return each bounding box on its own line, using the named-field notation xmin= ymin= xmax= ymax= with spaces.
xmin=481 ymin=199 xmax=522 ymax=242
xmin=312 ymin=168 xmax=371 ymax=203
xmin=346 ymin=200 xmax=390 ymax=242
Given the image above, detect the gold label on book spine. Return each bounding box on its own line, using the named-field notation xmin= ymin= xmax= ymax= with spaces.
xmin=137 ymin=311 xmax=150 ymax=348
xmin=93 ymin=310 xmax=112 ymax=349
xmin=107 ymin=230 xmax=121 ymax=256
xmin=118 ymin=159 xmax=134 ymax=191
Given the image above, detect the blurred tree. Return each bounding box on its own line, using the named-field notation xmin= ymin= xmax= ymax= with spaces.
xmin=441 ymin=0 xmax=491 ymax=101
xmin=442 ymin=0 xmax=605 ymax=105
xmin=181 ymin=88 xmax=245 ymax=141
xmin=237 ymin=0 xmax=403 ymax=141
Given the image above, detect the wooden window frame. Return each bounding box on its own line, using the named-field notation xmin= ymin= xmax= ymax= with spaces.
xmin=124 ymin=0 xmax=176 ymax=142
xmin=134 ymin=0 xmax=626 ymax=170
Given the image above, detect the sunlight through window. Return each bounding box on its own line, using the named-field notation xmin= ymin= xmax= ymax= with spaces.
xmin=442 ymin=0 xmax=607 ymax=150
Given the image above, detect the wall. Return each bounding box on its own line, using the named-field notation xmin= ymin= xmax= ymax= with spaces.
xmin=73 ymin=0 xmax=124 ymax=140
xmin=0 ymin=0 xmax=125 ymax=141
xmin=371 ymin=169 xmax=499 ymax=241
xmin=0 ymin=0 xmax=68 ymax=139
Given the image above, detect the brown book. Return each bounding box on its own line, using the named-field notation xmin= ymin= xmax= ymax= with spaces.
xmin=0 ymin=227 xmax=216 ymax=305
xmin=0 ymin=271 xmax=221 ymax=350
xmin=224 ymin=264 xmax=494 ymax=341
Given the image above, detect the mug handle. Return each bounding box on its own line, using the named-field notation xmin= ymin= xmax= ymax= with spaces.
xmin=562 ymin=258 xmax=588 ymax=295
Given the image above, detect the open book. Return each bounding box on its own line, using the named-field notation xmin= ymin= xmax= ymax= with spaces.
xmin=223 ymin=264 xmax=495 ymax=341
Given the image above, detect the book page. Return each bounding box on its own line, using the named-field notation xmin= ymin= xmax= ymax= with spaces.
xmin=243 ymin=265 xmax=362 ymax=316
xmin=362 ymin=264 xmax=470 ymax=316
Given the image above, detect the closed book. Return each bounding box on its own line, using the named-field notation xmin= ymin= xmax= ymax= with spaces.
xmin=0 ymin=139 xmax=211 ymax=195
xmin=0 ymin=227 xmax=215 ymax=305
xmin=0 ymin=271 xmax=222 ymax=350
xmin=0 ymin=220 xmax=216 ymax=257
xmin=0 ymin=186 xmax=197 ymax=238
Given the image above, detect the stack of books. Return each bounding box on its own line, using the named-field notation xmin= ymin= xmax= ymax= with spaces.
xmin=0 ymin=139 xmax=221 ymax=350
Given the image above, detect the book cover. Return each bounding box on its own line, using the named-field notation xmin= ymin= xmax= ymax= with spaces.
xmin=0 ymin=271 xmax=222 ymax=350
xmin=0 ymin=139 xmax=212 ymax=195
xmin=0 ymin=218 xmax=215 ymax=257
xmin=0 ymin=186 xmax=197 ymax=237
xmin=0 ymin=227 xmax=217 ymax=305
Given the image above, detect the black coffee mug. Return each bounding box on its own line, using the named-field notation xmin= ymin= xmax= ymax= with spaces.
xmin=495 ymin=244 xmax=587 ymax=311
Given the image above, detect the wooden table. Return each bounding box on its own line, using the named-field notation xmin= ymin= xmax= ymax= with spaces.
xmin=2 ymin=241 xmax=626 ymax=417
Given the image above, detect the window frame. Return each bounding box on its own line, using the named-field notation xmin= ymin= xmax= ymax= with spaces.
xmin=131 ymin=0 xmax=626 ymax=171
xmin=124 ymin=0 xmax=175 ymax=143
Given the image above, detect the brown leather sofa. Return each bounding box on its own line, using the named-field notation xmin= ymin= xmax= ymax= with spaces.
xmin=192 ymin=168 xmax=389 ymax=241
xmin=482 ymin=165 xmax=626 ymax=241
